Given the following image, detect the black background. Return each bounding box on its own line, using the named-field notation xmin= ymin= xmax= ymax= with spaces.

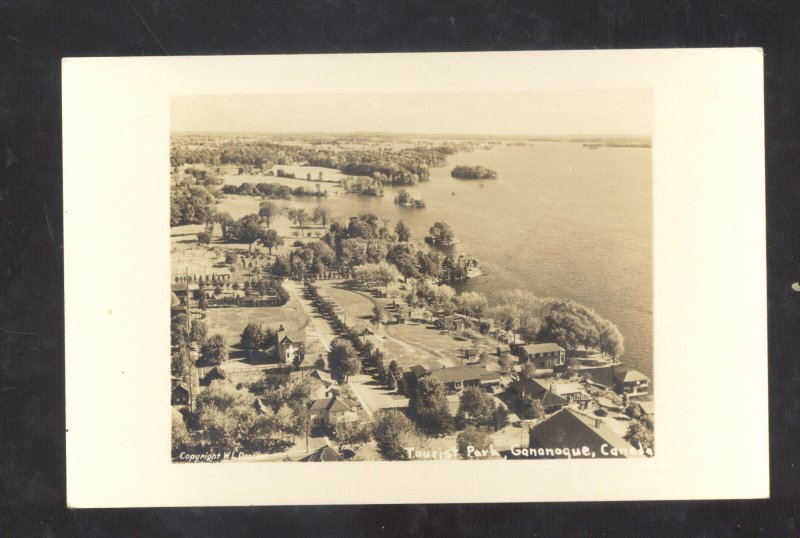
xmin=1 ymin=1 xmax=799 ymax=536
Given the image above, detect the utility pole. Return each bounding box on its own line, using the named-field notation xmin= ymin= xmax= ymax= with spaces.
xmin=185 ymin=267 xmax=194 ymax=415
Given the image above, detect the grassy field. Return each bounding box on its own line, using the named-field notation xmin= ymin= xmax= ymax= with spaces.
xmin=202 ymin=297 xmax=310 ymax=359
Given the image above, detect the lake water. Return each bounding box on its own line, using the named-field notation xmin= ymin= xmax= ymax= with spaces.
xmin=230 ymin=142 xmax=653 ymax=381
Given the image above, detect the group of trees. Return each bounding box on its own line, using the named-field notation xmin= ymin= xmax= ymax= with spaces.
xmin=353 ymin=261 xmax=401 ymax=289
xmin=173 ymin=376 xmax=315 ymax=457
xmin=538 ymin=300 xmax=625 ymax=358
xmin=240 ymin=323 xmax=278 ymax=360
xmin=450 ymin=165 xmax=497 ymax=179
xmin=170 ymin=180 xmax=217 ymax=227
xmin=485 ymin=290 xmax=625 ymax=359
xmin=341 ymin=176 xmax=384 ymax=196
xmin=427 ymin=221 xmax=455 ymax=244
xmin=393 ymin=189 xmax=426 ymax=208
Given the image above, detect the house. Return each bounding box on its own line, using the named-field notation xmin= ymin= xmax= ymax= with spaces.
xmin=496 ymin=344 xmax=511 ymax=356
xmin=299 ymin=444 xmax=341 ymax=462
xmin=276 ymin=326 xmax=305 ymax=365
xmin=353 ymin=324 xmax=375 ymax=342
xmin=514 ymin=343 xmax=566 ymax=371
xmin=508 ymin=378 xmax=569 ymax=414
xmin=464 ymin=347 xmax=479 ymax=360
xmin=551 ymin=382 xmax=591 ymax=409
xmin=171 ymin=383 xmax=190 ymax=406
xmin=409 ymin=364 xmax=430 ymax=379
xmin=308 ymin=369 xmax=341 ymax=398
xmin=612 ymin=368 xmax=650 ymax=398
xmin=438 ymin=315 xmax=465 ymax=332
xmin=308 ymin=395 xmax=359 ymax=428
xmin=428 ymin=364 xmax=502 ymax=393
xmin=203 ymin=366 xmax=227 ymax=385
xmin=527 ymin=409 xmax=632 ymax=458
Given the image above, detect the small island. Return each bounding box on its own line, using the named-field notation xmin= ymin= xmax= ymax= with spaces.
xmin=450 ymin=165 xmax=497 ymax=180
xmin=393 ymin=188 xmax=426 ymax=208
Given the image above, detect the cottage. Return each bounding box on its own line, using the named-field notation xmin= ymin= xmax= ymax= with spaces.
xmin=171 ymin=383 xmax=190 ymax=406
xmin=514 ymin=343 xmax=566 ymax=371
xmin=308 ymin=395 xmax=359 ymax=428
xmin=395 ymin=307 xmax=410 ymax=324
xmin=527 ymin=409 xmax=632 ymax=458
xmin=353 ymin=324 xmax=376 ymax=344
xmin=308 ymin=369 xmax=341 ymax=398
xmin=508 ymin=378 xmax=569 ymax=414
xmin=464 ymin=347 xmax=479 ymax=360
xmin=612 ymin=368 xmax=650 ymax=397
xmin=496 ymin=344 xmax=511 ymax=356
xmin=428 ymin=364 xmax=502 ymax=393
xmin=551 ymin=382 xmax=591 ymax=409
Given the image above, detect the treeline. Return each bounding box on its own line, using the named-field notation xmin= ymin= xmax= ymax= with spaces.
xmin=170 ymin=179 xmax=218 ymax=227
xmin=221 ymin=182 xmax=327 ymax=199
xmin=450 ymin=165 xmax=497 ymax=179
xmin=171 ymin=135 xmax=465 ymax=186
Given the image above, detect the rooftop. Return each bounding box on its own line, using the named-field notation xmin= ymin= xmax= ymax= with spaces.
xmin=309 ymin=395 xmax=358 ymax=413
xmin=529 ymin=409 xmax=632 ymax=455
xmin=521 ymin=343 xmax=564 ymax=354
xmin=430 ymin=365 xmax=501 ymax=385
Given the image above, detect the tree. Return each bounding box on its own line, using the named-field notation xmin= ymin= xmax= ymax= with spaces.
xmin=196 ymin=231 xmax=211 ymax=244
xmin=455 ymin=386 xmax=497 ymax=430
xmin=395 ymin=220 xmax=411 ymax=242
xmin=312 ymin=207 xmax=331 ymax=226
xmin=289 ymin=208 xmax=310 ymax=233
xmin=257 ymin=228 xmax=284 ymax=255
xmin=457 ymin=291 xmax=488 ymax=319
xmin=597 ymin=319 xmax=625 ymax=359
xmin=456 ymin=426 xmax=493 ymax=459
xmin=190 ymin=319 xmax=208 ymax=346
xmin=521 ymin=396 xmax=545 ymax=421
xmin=327 ymin=338 xmax=361 ymax=382
xmin=498 ymin=354 xmax=513 ymax=373
xmin=330 ymin=420 xmax=373 ymax=453
xmin=624 ymin=421 xmax=654 ymax=454
xmin=241 ymin=323 xmax=265 ymax=358
xmin=492 ymin=404 xmax=509 ymax=430
xmin=373 ymin=410 xmax=420 ymax=461
xmin=372 ymin=304 xmax=388 ymax=328
xmin=258 ymin=201 xmax=282 ymax=228
xmin=409 ymin=375 xmax=455 ymax=436
xmin=201 ymin=334 xmax=228 ymax=364
xmin=172 ymin=408 xmax=192 ymax=454
xmin=428 ymin=221 xmax=455 ymax=244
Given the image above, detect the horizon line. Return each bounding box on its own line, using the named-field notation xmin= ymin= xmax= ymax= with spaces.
xmin=170 ymin=130 xmax=652 ymax=139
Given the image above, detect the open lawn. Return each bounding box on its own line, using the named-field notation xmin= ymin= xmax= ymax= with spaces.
xmin=202 ymin=298 xmax=310 ymax=359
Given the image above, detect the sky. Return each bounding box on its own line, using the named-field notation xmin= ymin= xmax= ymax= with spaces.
xmin=171 ymin=89 xmax=651 ymax=137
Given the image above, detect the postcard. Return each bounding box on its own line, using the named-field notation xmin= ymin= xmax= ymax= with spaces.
xmin=63 ymin=49 xmax=767 ymax=506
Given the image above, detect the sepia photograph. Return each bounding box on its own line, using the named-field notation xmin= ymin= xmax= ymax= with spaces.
xmin=169 ymin=90 xmax=654 ymax=463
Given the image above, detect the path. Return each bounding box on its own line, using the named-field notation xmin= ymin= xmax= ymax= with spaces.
xmin=283 ymin=280 xmax=377 ymax=420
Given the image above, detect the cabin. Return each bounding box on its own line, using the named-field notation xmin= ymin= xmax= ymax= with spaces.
xmin=428 ymin=364 xmax=502 ymax=394
xmin=612 ymin=368 xmax=650 ymax=398
xmin=514 ymin=343 xmax=566 ymax=371
xmin=496 ymin=344 xmax=511 ymax=356
xmin=508 ymin=378 xmax=569 ymax=414
xmin=308 ymin=395 xmax=359 ymax=428
xmin=464 ymin=347 xmax=479 ymax=361
xmin=353 ymin=324 xmax=375 ymax=344
xmin=171 ymin=383 xmax=190 ymax=406
xmin=551 ymin=382 xmax=591 ymax=409
xmin=527 ymin=409 xmax=632 ymax=458
xmin=439 ymin=315 xmax=465 ymax=332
